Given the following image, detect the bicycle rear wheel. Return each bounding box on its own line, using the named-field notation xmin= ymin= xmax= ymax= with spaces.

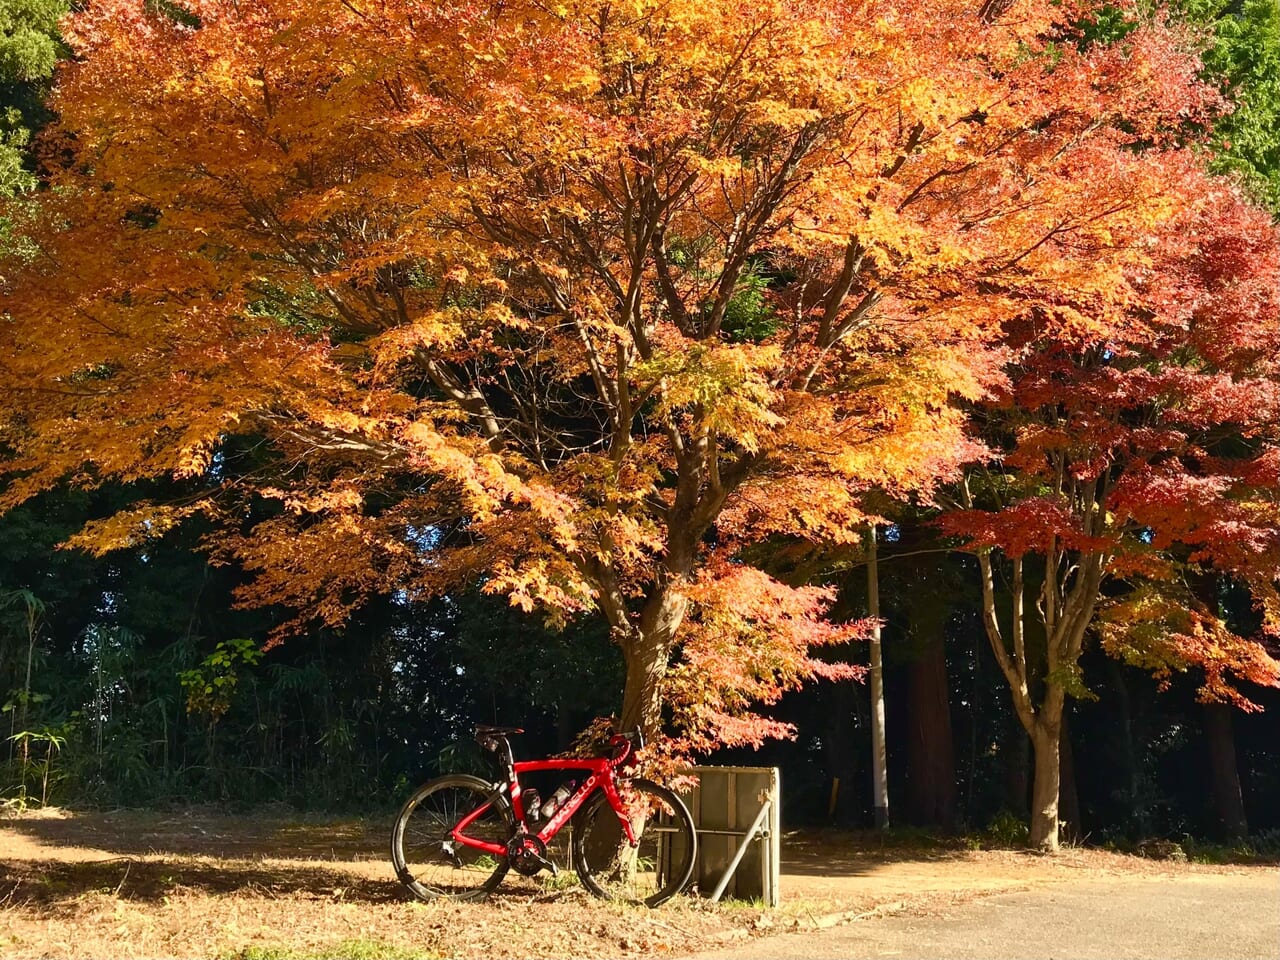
xmin=572 ymin=778 xmax=697 ymax=907
xmin=391 ymin=774 xmax=512 ymax=902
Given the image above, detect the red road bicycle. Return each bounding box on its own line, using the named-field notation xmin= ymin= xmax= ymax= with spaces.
xmin=391 ymin=725 xmax=698 ymax=907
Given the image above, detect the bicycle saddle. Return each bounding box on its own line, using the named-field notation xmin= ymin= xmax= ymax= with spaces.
xmin=474 ymin=724 xmax=524 ymax=736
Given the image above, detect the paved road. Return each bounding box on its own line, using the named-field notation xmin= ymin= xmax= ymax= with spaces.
xmin=687 ymin=873 xmax=1280 ymax=960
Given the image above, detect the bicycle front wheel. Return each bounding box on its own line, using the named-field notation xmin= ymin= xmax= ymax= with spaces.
xmin=391 ymin=774 xmax=512 ymax=902
xmin=572 ymin=778 xmax=697 ymax=907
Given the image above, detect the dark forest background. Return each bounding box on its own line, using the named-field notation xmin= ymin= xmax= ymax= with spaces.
xmin=3 ymin=480 xmax=1276 ymax=851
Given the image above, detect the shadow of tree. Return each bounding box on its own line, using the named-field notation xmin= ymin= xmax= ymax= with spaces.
xmin=776 ymin=829 xmax=996 ymax=876
xmin=0 ymin=856 xmax=406 ymax=914
xmin=2 ymin=809 xmax=394 ymax=860
xmin=0 ymin=810 xmax=581 ymax=916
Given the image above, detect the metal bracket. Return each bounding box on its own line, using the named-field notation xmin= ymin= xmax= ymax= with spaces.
xmin=707 ymin=800 xmax=772 ymax=902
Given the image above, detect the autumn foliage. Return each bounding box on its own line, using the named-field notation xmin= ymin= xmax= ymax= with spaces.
xmin=945 ymin=175 xmax=1280 ymax=702
xmin=1 ymin=0 xmax=1277 ymax=764
xmin=940 ymin=160 xmax=1280 ymax=847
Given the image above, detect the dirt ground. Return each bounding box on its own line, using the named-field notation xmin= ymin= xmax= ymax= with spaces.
xmin=0 ymin=807 xmax=1271 ymax=960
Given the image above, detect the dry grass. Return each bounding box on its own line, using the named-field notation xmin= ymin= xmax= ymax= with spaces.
xmin=1 ymin=808 xmax=1267 ymax=960
xmin=0 ymin=862 xmax=750 ymax=960
xmin=0 ymin=808 xmax=784 ymax=959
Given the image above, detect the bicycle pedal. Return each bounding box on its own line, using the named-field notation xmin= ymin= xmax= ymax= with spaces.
xmin=532 ymin=851 xmax=558 ymax=876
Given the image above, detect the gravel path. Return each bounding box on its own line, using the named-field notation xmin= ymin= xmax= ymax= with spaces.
xmin=687 ymin=873 xmax=1280 ymax=960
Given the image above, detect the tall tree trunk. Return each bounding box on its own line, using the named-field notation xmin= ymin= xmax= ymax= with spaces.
xmin=821 ymin=679 xmax=862 ymax=824
xmin=906 ymin=637 xmax=956 ymax=828
xmin=1058 ymin=712 xmax=1081 ymax=843
xmin=1204 ymin=702 xmax=1248 ymax=841
xmin=17 ymin=595 xmax=40 ymax=768
xmin=1029 ymin=718 xmax=1062 ymax=851
xmin=19 ymin=620 xmax=35 ymax=766
xmin=1004 ymin=722 xmax=1030 ymax=817
xmin=1108 ymin=660 xmax=1141 ymax=833
xmin=867 ymin=526 xmax=889 ymax=828
xmin=967 ymin=481 xmax=1107 ymax=856
xmin=1188 ymin=572 xmax=1248 ymax=841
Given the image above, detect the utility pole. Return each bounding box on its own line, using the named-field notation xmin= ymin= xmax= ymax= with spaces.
xmin=868 ymin=524 xmax=889 ymax=828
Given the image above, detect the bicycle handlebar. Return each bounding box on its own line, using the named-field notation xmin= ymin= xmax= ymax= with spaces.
xmin=608 ymin=726 xmax=644 ymax=765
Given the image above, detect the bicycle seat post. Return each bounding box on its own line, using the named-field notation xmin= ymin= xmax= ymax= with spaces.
xmin=497 ymin=737 xmax=516 ymax=785
xmin=475 ymin=727 xmax=518 ymax=786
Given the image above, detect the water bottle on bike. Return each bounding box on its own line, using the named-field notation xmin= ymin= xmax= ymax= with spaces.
xmin=539 ymin=780 xmax=576 ymax=818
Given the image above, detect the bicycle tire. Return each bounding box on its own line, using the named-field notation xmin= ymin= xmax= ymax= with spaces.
xmin=391 ymin=774 xmax=512 ymax=902
xmin=572 ymin=778 xmax=697 ymax=907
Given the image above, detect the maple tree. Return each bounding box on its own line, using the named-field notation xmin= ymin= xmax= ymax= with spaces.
xmin=0 ymin=0 xmax=1245 ymax=758
xmin=944 ymin=172 xmax=1280 ymax=851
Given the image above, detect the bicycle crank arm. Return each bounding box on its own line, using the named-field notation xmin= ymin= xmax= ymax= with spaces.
xmin=507 ymin=833 xmax=558 ymax=877
xmin=527 ymin=850 xmax=558 ymax=876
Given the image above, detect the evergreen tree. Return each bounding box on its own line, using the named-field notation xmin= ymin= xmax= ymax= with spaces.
xmin=0 ymin=0 xmax=65 ymax=195
xmin=1183 ymin=0 xmax=1280 ymax=210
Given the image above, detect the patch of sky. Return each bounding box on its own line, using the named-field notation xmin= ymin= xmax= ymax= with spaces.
xmin=405 ymin=525 xmax=442 ymax=554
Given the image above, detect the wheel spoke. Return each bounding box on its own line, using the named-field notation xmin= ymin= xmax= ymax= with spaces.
xmin=572 ymin=779 xmax=696 ymax=907
xmin=391 ymin=776 xmax=512 ymax=902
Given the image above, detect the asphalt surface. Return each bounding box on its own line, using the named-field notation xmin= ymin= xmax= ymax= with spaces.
xmin=686 ymin=873 xmax=1280 ymax=959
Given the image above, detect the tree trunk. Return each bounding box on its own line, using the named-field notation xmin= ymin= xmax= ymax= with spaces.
xmin=19 ymin=622 xmax=35 ymax=765
xmin=1188 ymin=573 xmax=1247 ymax=840
xmin=617 ymin=584 xmax=689 ymax=741
xmin=1058 ymin=712 xmax=1081 ymax=843
xmin=619 ymin=639 xmax=669 ymax=743
xmin=1108 ymin=660 xmax=1142 ymax=834
xmin=906 ymin=637 xmax=956 ymax=829
xmin=1204 ymin=702 xmax=1248 ymax=841
xmin=821 ymin=679 xmax=861 ymax=824
xmin=1004 ymin=723 xmax=1030 ymax=817
xmin=1029 ymin=722 xmax=1062 ymax=852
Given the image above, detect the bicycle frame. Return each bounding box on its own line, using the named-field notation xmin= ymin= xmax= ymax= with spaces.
xmin=451 ymin=754 xmax=638 ymax=857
